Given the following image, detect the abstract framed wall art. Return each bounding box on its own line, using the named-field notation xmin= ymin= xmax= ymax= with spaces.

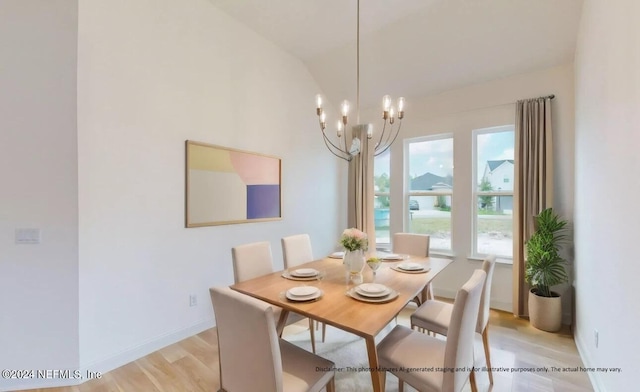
xmin=185 ymin=140 xmax=282 ymax=227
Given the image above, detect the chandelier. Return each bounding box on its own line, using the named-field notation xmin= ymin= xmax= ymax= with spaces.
xmin=314 ymin=0 xmax=405 ymax=162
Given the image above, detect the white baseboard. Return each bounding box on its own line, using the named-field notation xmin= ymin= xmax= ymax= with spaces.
xmin=81 ymin=318 xmax=215 ymax=375
xmin=0 ymin=318 xmax=214 ymax=392
xmin=574 ymin=331 xmax=603 ymax=392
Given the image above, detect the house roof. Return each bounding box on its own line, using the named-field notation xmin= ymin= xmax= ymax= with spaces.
xmin=411 ymin=172 xmax=453 ymax=191
xmin=487 ymin=159 xmax=514 ymax=172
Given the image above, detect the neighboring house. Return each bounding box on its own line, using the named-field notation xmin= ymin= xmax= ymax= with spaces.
xmin=410 ymin=173 xmax=453 ymax=210
xmin=482 ymin=160 xmax=514 ymax=191
xmin=411 ymin=172 xmax=453 ymax=191
xmin=481 ymin=160 xmax=514 ymax=212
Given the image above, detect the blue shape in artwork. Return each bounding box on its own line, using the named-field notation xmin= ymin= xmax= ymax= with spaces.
xmin=247 ymin=185 xmax=280 ymax=219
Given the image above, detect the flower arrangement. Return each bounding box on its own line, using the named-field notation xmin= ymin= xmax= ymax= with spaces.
xmin=340 ymin=228 xmax=368 ymax=252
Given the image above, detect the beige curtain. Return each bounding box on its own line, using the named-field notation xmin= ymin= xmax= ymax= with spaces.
xmin=513 ymin=97 xmax=554 ymax=317
xmin=347 ymin=125 xmax=376 ymax=252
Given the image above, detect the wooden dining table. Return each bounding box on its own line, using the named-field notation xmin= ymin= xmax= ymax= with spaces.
xmin=230 ymin=254 xmax=452 ymax=392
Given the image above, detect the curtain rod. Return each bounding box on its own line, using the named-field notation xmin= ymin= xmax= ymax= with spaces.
xmin=519 ymin=94 xmax=555 ymax=102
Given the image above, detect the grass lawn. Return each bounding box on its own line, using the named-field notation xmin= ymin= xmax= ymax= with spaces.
xmin=406 ymin=217 xmax=512 ymax=235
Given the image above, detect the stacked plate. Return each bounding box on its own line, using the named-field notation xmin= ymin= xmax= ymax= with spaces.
xmin=290 ymin=268 xmax=319 ymax=278
xmin=328 ymin=251 xmax=345 ymax=259
xmin=380 ymin=253 xmax=403 ymax=261
xmin=392 ymin=262 xmax=430 ymax=273
xmin=348 ymin=283 xmax=398 ymax=303
xmin=397 ymin=262 xmax=423 ymax=271
xmin=286 ymin=286 xmax=322 ymax=302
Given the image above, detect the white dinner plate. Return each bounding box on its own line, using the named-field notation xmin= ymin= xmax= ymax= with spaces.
xmin=290 ymin=268 xmax=318 ymax=277
xmin=347 ymin=288 xmax=398 ymax=303
xmin=329 ymin=252 xmax=345 ymax=259
xmin=357 ymin=283 xmax=387 ymax=294
xmin=381 ymin=253 xmax=403 ymax=260
xmin=288 ymin=286 xmax=319 ymax=297
xmin=355 ymin=285 xmax=391 ymax=298
xmin=397 ymin=262 xmax=423 ymax=271
xmin=286 ymin=287 xmax=322 ymax=302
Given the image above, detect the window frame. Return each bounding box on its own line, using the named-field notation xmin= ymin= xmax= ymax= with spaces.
xmin=471 ymin=125 xmax=514 ymax=261
xmin=404 ymin=133 xmax=454 ymax=253
xmin=373 ymin=150 xmax=391 ymax=249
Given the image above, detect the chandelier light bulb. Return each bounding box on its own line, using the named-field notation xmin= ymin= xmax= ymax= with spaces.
xmin=382 ymin=95 xmax=391 ymax=111
xmin=397 ymin=97 xmax=405 ymax=113
xmin=316 ymin=94 xmax=323 ymax=109
xmin=341 ymin=100 xmax=350 ymax=116
xmin=389 ymin=107 xmax=395 ymax=124
xmin=337 ymin=120 xmax=344 ymax=137
xmin=397 ymin=97 xmax=405 ymax=119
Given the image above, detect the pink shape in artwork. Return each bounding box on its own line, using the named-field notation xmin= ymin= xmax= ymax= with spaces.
xmin=229 ymin=151 xmax=280 ymax=185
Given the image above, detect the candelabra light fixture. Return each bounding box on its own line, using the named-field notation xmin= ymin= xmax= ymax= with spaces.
xmin=314 ymin=0 xmax=406 ymax=162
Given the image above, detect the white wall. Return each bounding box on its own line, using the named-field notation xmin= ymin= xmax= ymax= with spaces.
xmin=574 ymin=0 xmax=640 ymax=390
xmin=362 ymin=64 xmax=575 ymax=315
xmin=0 ymin=1 xmax=79 ymax=391
xmin=76 ymin=0 xmax=342 ymax=375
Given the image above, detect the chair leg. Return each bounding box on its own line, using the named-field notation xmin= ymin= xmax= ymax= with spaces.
xmin=308 ymin=318 xmax=316 ymax=354
xmin=398 ymin=378 xmax=404 ymax=392
xmin=469 ymin=368 xmax=478 ymax=392
xmin=326 ymin=376 xmax=336 ymax=392
xmin=380 ymin=371 xmax=386 ymax=392
xmin=322 ymin=322 xmax=326 ymax=342
xmin=482 ymin=326 xmax=493 ymax=385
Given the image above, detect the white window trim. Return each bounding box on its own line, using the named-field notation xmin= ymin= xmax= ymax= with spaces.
xmin=404 ymin=133 xmax=454 ymax=253
xmin=471 ymin=125 xmax=514 ymax=261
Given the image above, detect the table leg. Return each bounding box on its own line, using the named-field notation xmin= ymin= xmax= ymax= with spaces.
xmin=365 ymin=336 xmax=384 ymax=392
xmin=276 ymin=309 xmax=289 ymax=337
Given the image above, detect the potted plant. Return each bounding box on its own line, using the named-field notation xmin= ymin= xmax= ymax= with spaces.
xmin=525 ymin=207 xmax=569 ymax=332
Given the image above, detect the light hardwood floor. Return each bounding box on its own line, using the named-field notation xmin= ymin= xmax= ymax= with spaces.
xmin=26 ymin=306 xmax=592 ymax=392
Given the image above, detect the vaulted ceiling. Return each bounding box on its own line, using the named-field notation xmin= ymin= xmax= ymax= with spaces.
xmin=208 ymin=0 xmax=584 ymax=110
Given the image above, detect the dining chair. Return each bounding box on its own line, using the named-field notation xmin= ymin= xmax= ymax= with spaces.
xmin=410 ymin=255 xmax=497 ymax=384
xmin=393 ymin=232 xmax=432 ymax=304
xmin=232 ymin=241 xmax=318 ymax=353
xmin=210 ymin=287 xmax=336 ymax=392
xmin=281 ymin=234 xmax=326 ymax=344
xmin=376 ymin=269 xmax=487 ymax=392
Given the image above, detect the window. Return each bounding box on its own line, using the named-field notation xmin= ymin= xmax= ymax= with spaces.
xmin=473 ymin=126 xmax=514 ymax=259
xmin=405 ymin=135 xmax=454 ymax=252
xmin=374 ymin=149 xmax=390 ymax=248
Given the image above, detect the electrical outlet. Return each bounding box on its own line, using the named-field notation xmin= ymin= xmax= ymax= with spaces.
xmin=189 ymin=294 xmax=197 ymax=307
xmin=594 ymin=329 xmax=599 ymax=348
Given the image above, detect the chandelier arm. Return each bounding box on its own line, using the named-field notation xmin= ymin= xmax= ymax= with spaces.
xmin=374 ymin=121 xmax=403 ymax=157
xmin=374 ymin=120 xmax=388 ymax=150
xmin=320 ymin=125 xmax=353 ymax=161
xmin=319 ymin=119 xmax=350 ymax=155
xmin=322 ymin=134 xmax=352 ymax=161
xmin=379 ymin=119 xmax=396 ymax=152
xmin=324 ymin=135 xmax=352 ymax=161
xmin=344 ymin=126 xmax=350 ymax=155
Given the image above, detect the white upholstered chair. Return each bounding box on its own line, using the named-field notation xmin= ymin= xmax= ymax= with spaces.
xmin=281 ymin=234 xmax=326 ymax=344
xmin=210 ymin=287 xmax=335 ymax=392
xmin=376 ymin=269 xmax=487 ymax=392
xmin=281 ymin=234 xmax=314 ymax=269
xmin=411 ymin=255 xmax=497 ymax=384
xmin=232 ymin=241 xmax=317 ymax=353
xmin=393 ymin=232 xmax=432 ymax=304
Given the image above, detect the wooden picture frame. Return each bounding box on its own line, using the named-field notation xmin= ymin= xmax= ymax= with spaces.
xmin=185 ymin=140 xmax=282 ymax=227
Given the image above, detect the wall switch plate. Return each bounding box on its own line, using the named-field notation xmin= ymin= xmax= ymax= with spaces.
xmin=15 ymin=228 xmax=41 ymax=244
xmin=189 ymin=294 xmax=197 ymax=307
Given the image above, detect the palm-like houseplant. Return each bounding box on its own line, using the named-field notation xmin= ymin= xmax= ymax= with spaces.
xmin=525 ymin=207 xmax=569 ymax=331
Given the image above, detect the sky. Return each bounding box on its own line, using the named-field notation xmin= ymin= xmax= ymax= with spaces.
xmin=374 ymin=128 xmax=514 ymax=184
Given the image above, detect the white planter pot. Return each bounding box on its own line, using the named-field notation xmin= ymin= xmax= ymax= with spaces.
xmin=528 ymin=289 xmax=562 ymax=332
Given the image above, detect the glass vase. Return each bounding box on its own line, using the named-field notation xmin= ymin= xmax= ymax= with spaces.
xmin=343 ymin=249 xmax=365 ymax=284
